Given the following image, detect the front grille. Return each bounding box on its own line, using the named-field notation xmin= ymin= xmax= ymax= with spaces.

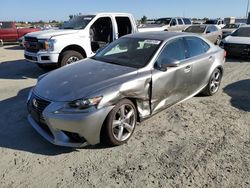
xmin=24 ymin=37 xmax=40 ymax=53
xmin=28 ymin=93 xmax=53 ymax=136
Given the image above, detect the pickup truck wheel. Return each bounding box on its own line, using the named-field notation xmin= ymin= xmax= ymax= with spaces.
xmin=60 ymin=50 xmax=84 ymax=67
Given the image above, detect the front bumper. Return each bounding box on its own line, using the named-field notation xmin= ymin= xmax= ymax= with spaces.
xmin=27 ymin=94 xmax=113 ymax=147
xmin=24 ymin=50 xmax=59 ymax=64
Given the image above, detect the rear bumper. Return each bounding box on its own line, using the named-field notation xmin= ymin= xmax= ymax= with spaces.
xmin=24 ymin=50 xmax=59 ymax=64
xmin=224 ymin=43 xmax=250 ymax=58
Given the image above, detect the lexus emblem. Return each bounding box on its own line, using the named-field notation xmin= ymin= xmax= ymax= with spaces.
xmin=32 ymin=99 xmax=38 ymax=108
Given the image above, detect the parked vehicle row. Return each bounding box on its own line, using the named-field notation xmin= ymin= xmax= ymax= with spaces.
xmin=138 ymin=17 xmax=192 ymax=32
xmin=27 ymin=31 xmax=225 ymax=147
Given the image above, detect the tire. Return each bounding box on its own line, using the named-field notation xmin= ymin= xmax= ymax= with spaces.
xmin=215 ymin=35 xmax=222 ymax=45
xmin=60 ymin=50 xmax=84 ymax=67
xmin=202 ymin=68 xmax=222 ymax=96
xmin=101 ymin=99 xmax=137 ymax=146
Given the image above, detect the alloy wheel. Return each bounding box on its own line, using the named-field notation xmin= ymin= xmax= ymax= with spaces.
xmin=112 ymin=104 xmax=136 ymax=142
xmin=209 ymin=69 xmax=221 ymax=94
xmin=66 ymin=56 xmax=80 ymax=65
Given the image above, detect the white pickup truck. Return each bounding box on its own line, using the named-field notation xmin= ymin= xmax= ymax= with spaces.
xmin=24 ymin=13 xmax=139 ymax=68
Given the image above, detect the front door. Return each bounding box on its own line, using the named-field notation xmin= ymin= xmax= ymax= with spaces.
xmin=151 ymin=37 xmax=192 ymax=114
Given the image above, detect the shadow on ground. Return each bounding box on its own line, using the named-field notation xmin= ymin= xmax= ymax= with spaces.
xmin=0 ymin=59 xmax=47 ymax=79
xmin=0 ymin=59 xmax=77 ymax=155
xmin=0 ymin=86 xmax=77 ymax=155
xmin=223 ymin=79 xmax=250 ymax=112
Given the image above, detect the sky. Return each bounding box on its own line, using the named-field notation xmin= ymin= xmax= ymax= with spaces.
xmin=0 ymin=0 xmax=249 ymax=22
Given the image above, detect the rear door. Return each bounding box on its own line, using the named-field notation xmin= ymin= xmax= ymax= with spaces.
xmin=184 ymin=36 xmax=213 ymax=94
xmin=115 ymin=16 xmax=133 ymax=39
xmin=0 ymin=22 xmax=18 ymax=42
xmin=151 ymin=37 xmax=192 ymax=113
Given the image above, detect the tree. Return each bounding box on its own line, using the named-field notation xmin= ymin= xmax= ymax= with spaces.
xmin=140 ymin=16 xmax=147 ymax=24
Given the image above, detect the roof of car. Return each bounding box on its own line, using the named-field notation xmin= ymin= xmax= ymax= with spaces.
xmin=125 ymin=31 xmax=188 ymax=41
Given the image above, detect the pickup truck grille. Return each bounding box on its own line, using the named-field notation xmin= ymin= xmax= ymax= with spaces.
xmin=24 ymin=37 xmax=40 ymax=53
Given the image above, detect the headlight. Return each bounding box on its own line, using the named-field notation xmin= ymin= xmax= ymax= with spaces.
xmin=38 ymin=39 xmax=55 ymax=51
xmin=68 ymin=96 xmax=103 ymax=109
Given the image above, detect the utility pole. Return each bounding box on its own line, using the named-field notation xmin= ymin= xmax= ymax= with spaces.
xmin=246 ymin=0 xmax=249 ymax=18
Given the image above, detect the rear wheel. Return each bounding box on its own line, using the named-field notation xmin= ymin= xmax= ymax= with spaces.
xmin=101 ymin=99 xmax=137 ymax=146
xmin=202 ymin=68 xmax=222 ymax=96
xmin=60 ymin=50 xmax=84 ymax=67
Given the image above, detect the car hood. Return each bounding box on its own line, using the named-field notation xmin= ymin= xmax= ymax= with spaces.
xmin=223 ymin=35 xmax=250 ymax=45
xmin=25 ymin=29 xmax=79 ymax=39
xmin=34 ymin=59 xmax=137 ymax=102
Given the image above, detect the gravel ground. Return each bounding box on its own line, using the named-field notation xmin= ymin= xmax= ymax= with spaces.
xmin=0 ymin=45 xmax=249 ymax=188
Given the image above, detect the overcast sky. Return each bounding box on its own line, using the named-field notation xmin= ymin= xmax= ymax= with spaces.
xmin=0 ymin=0 xmax=249 ymax=21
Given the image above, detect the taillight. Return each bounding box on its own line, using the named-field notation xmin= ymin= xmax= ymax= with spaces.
xmin=224 ymin=50 xmax=227 ymax=57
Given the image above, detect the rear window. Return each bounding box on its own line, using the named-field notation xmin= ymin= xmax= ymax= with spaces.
xmin=183 ymin=18 xmax=191 ymax=25
xmin=0 ymin=22 xmax=12 ymax=29
xmin=231 ymin=27 xmax=250 ymax=37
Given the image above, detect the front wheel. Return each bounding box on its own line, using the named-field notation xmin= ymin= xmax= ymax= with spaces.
xmin=60 ymin=50 xmax=84 ymax=67
xmin=101 ymin=99 xmax=137 ymax=146
xmin=202 ymin=68 xmax=222 ymax=96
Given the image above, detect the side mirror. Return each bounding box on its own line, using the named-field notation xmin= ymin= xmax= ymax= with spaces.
xmin=158 ymin=58 xmax=179 ymax=71
xmin=206 ymin=30 xmax=211 ymax=34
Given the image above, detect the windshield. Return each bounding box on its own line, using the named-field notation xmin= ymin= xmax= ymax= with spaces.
xmin=154 ymin=18 xmax=171 ymax=25
xmin=204 ymin=20 xmax=217 ymax=24
xmin=184 ymin=25 xmax=206 ymax=33
xmin=231 ymin=27 xmax=250 ymax=37
xmin=92 ymin=37 xmax=162 ymax=68
xmin=223 ymin=24 xmax=239 ymax=29
xmin=62 ymin=15 xmax=95 ymax=29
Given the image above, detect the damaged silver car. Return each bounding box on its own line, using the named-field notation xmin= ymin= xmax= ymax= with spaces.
xmin=27 ymin=32 xmax=225 ymax=147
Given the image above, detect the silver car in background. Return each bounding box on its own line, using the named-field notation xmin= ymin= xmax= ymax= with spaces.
xmin=27 ymin=32 xmax=225 ymax=147
xmin=184 ymin=25 xmax=222 ymax=45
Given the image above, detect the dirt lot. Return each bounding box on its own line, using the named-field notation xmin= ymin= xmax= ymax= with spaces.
xmin=0 ymin=45 xmax=249 ymax=188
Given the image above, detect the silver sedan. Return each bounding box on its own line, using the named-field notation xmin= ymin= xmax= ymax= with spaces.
xmin=27 ymin=32 xmax=225 ymax=147
xmin=184 ymin=25 xmax=222 ymax=45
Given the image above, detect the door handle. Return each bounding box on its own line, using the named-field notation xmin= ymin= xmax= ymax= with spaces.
xmin=184 ymin=65 xmax=191 ymax=73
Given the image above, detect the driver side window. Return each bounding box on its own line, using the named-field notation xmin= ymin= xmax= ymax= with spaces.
xmin=156 ymin=38 xmax=186 ymax=66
